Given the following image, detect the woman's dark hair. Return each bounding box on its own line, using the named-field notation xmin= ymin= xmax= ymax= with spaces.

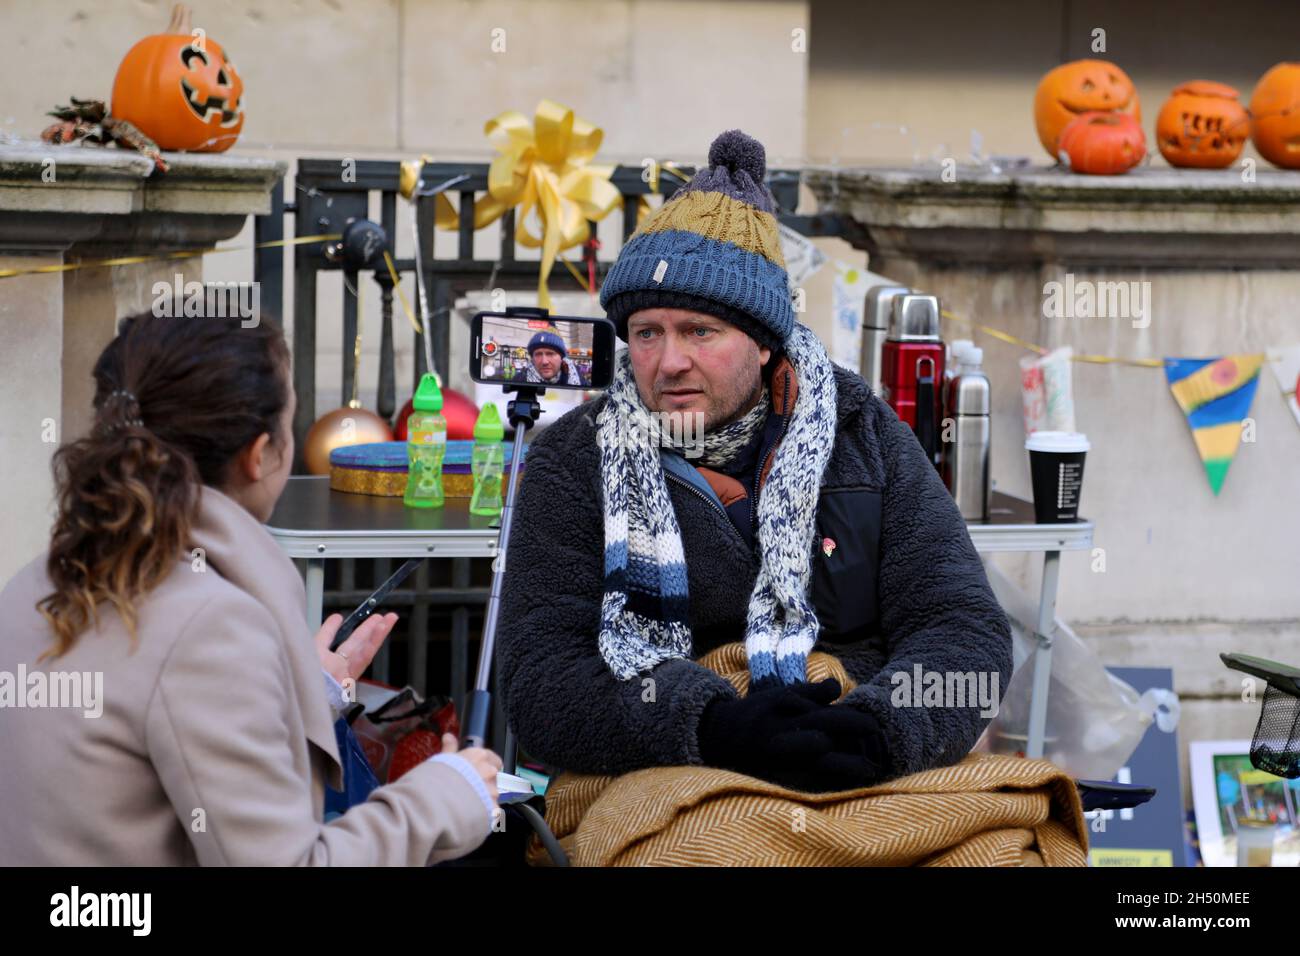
xmin=37 ymin=308 xmax=291 ymax=657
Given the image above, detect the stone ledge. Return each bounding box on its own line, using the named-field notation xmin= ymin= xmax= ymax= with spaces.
xmin=808 ymin=164 xmax=1300 ymax=203
xmin=806 ymin=164 xmax=1300 ymax=268
xmin=142 ymin=152 xmax=288 ymax=215
xmin=0 ymin=143 xmax=153 ymax=215
xmin=0 ymin=144 xmax=286 ymax=251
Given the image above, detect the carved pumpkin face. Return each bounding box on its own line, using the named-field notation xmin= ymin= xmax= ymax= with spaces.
xmin=1034 ymin=59 xmax=1140 ymax=159
xmin=1058 ymin=111 xmax=1146 ymax=175
xmin=112 ymin=34 xmax=244 ymax=153
xmin=1250 ymin=62 xmax=1300 ymax=169
xmin=1157 ymin=81 xmax=1250 ymax=168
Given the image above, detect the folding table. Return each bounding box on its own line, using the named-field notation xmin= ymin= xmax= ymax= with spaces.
xmin=267 ymin=478 xmax=1092 ymax=761
xmin=967 ymin=490 xmax=1094 ymax=759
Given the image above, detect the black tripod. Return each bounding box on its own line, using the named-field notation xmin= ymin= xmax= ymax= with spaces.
xmin=461 ymin=381 xmax=542 ymax=750
xmin=459 ymin=308 xmax=568 ymax=865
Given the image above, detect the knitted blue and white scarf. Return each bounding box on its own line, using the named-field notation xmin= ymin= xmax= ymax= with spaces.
xmin=595 ymin=322 xmax=838 ymax=686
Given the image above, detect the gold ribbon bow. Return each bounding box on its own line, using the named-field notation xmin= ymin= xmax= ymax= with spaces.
xmin=445 ymin=100 xmax=626 ymax=309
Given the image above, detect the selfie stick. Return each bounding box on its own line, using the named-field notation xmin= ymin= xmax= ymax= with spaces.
xmin=461 ymin=307 xmax=550 ymax=749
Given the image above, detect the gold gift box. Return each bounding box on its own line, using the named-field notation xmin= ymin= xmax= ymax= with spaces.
xmin=329 ymin=466 xmax=476 ymax=498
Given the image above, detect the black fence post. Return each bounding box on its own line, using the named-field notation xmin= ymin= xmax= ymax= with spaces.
xmin=253 ymin=175 xmax=285 ymax=327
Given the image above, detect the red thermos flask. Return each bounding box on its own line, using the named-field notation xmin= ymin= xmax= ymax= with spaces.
xmin=878 ymin=293 xmax=945 ymax=470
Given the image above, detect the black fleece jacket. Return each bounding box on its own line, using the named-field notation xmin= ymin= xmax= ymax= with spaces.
xmin=496 ymin=363 xmax=1013 ymax=780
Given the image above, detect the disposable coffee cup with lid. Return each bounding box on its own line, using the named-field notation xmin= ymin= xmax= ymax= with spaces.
xmin=1025 ymin=431 xmax=1089 ymax=523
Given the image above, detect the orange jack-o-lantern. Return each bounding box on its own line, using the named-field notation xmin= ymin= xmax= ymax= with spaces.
xmin=1034 ymin=59 xmax=1141 ymax=159
xmin=1157 ymin=81 xmax=1250 ymax=168
xmin=111 ymin=4 xmax=244 ymax=153
xmin=1250 ymin=62 xmax=1300 ymax=169
xmin=1058 ymin=111 xmax=1146 ymax=175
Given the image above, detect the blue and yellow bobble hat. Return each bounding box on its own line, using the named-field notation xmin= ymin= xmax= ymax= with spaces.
xmin=599 ymin=129 xmax=791 ymax=354
xmin=527 ymin=327 xmax=567 ymax=357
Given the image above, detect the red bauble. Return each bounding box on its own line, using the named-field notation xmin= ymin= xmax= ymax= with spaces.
xmin=393 ymin=385 xmax=480 ymax=441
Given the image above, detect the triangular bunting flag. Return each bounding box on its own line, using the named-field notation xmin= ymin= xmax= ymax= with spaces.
xmin=1165 ymin=354 xmax=1264 ymax=495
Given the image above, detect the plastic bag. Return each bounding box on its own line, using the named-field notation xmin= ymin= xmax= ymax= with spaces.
xmin=1018 ymin=347 xmax=1076 ymax=436
xmin=349 ymin=684 xmax=460 ymax=783
xmin=977 ymin=561 xmax=1178 ymax=779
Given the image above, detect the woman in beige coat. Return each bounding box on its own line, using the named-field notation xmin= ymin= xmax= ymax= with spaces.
xmin=0 ymin=310 xmax=501 ymax=866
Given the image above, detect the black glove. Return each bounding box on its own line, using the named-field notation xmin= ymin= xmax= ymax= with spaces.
xmin=697 ymin=679 xmax=843 ymax=788
xmin=779 ymin=704 xmax=891 ymax=792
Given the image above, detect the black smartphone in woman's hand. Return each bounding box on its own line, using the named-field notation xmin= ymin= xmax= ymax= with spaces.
xmin=329 ymin=558 xmax=424 ymax=651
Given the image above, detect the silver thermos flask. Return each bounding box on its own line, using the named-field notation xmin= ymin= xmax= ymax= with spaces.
xmin=943 ymin=345 xmax=991 ymax=521
xmin=861 ymin=284 xmax=909 ymax=394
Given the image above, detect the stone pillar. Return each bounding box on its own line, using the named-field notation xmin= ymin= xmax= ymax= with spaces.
xmin=0 ymin=145 xmax=286 ymax=582
xmin=808 ymin=165 xmax=1300 ymax=804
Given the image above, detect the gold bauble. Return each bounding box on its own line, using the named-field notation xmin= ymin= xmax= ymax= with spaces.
xmin=303 ymin=406 xmax=394 ymax=475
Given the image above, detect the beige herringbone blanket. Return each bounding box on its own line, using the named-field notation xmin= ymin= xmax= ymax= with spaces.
xmin=526 ymin=644 xmax=1088 ymax=866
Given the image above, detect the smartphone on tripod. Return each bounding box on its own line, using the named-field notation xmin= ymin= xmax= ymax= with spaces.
xmin=469 ymin=309 xmax=617 ymax=392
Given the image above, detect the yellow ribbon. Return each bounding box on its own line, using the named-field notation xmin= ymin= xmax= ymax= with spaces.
xmin=397 ymin=153 xmax=462 ymax=230
xmin=432 ymin=100 xmax=623 ymax=310
xmin=381 ymin=249 xmax=424 ymax=336
xmin=0 ymin=233 xmax=340 ymax=280
xmin=398 ymin=112 xmax=695 ymax=309
xmin=941 ymin=309 xmax=1169 ymax=369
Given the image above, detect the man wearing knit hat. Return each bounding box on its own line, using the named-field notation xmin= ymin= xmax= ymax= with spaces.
xmin=524 ymin=327 xmax=586 ymax=386
xmin=498 ymin=130 xmax=1012 ymax=793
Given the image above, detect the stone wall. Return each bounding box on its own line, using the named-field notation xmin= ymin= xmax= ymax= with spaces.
xmin=0 ymin=147 xmax=285 ymax=582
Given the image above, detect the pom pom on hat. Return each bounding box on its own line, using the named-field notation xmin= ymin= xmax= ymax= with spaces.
xmin=687 ymin=128 xmax=775 ymax=213
xmin=708 ymin=129 xmax=767 ymax=183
